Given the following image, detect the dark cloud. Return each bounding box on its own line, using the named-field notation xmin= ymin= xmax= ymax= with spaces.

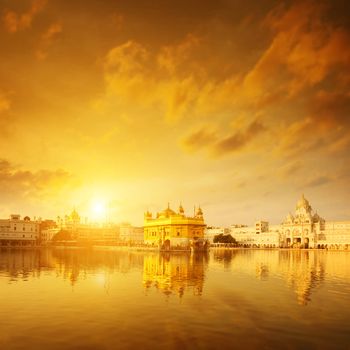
xmin=182 ymin=119 xmax=266 ymax=156
xmin=36 ymin=22 xmax=63 ymax=60
xmin=182 ymin=127 xmax=217 ymax=152
xmin=309 ymin=91 xmax=350 ymax=129
xmin=0 ymin=158 xmax=74 ymax=198
xmin=213 ymin=120 xmax=266 ymax=156
xmin=3 ymin=0 xmax=46 ymax=33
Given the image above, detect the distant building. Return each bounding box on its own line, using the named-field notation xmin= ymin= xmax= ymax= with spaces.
xmin=0 ymin=215 xmax=39 ymax=246
xmin=229 ymin=195 xmax=350 ymax=249
xmin=144 ymin=204 xmax=207 ymax=250
xmin=230 ymin=220 xmax=280 ymax=248
xmin=119 ymin=223 xmax=144 ymax=244
xmin=281 ymin=195 xmax=350 ymax=249
xmin=76 ymin=225 xmax=120 ymax=243
xmin=40 ymin=219 xmax=59 ymax=243
xmin=64 ymin=209 xmax=81 ymax=233
xmin=55 ymin=209 xmax=120 ymax=244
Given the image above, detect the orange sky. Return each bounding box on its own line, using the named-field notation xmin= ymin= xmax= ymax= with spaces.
xmin=0 ymin=0 xmax=349 ymax=225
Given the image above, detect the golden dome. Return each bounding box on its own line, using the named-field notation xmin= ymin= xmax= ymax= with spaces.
xmin=70 ymin=209 xmax=80 ymax=220
xmin=159 ymin=204 xmax=176 ymax=218
xmin=179 ymin=204 xmax=184 ymax=214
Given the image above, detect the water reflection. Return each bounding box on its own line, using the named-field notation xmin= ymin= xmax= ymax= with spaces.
xmin=0 ymin=248 xmax=145 ymax=285
xmin=0 ymin=248 xmax=349 ymax=305
xmin=212 ymin=249 xmax=329 ymax=305
xmin=278 ymin=250 xmax=326 ymax=305
xmin=0 ymin=248 xmax=349 ymax=349
xmin=143 ymin=253 xmax=208 ymax=297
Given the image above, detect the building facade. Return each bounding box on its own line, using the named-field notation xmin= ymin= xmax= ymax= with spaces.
xmin=230 ymin=195 xmax=350 ymax=249
xmin=0 ymin=215 xmax=39 ymax=246
xmin=230 ymin=221 xmax=280 ymax=248
xmin=144 ymin=204 xmax=207 ymax=250
xmin=53 ymin=209 xmax=120 ymax=244
xmin=119 ymin=223 xmax=144 ymax=244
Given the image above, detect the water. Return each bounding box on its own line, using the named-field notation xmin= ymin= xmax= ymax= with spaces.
xmin=0 ymin=248 xmax=349 ymax=349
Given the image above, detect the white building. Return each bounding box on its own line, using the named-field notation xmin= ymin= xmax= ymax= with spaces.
xmin=0 ymin=214 xmax=39 ymax=246
xmin=120 ymin=223 xmax=144 ymax=244
xmin=230 ymin=221 xmax=280 ymax=248
xmin=230 ymin=195 xmax=350 ymax=249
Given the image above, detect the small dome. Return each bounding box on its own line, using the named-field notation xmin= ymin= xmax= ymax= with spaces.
xmin=23 ymin=216 xmax=31 ymax=221
xmin=286 ymin=213 xmax=294 ymax=222
xmin=178 ymin=204 xmax=184 ymax=214
xmin=313 ymin=212 xmax=321 ymax=222
xmin=144 ymin=211 xmax=152 ymax=218
xmin=296 ymin=194 xmax=311 ymax=211
xmin=196 ymin=206 xmax=203 ymax=216
xmin=70 ymin=209 xmax=80 ymax=221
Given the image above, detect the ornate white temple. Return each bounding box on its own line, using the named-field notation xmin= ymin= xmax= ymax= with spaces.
xmin=230 ymin=195 xmax=350 ymax=249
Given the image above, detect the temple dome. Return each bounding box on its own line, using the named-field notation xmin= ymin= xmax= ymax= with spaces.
xmin=296 ymin=194 xmax=311 ymax=211
xmin=69 ymin=209 xmax=80 ymax=223
xmin=159 ymin=204 xmax=176 ymax=218
xmin=196 ymin=206 xmax=203 ymax=216
xmin=178 ymin=204 xmax=184 ymax=214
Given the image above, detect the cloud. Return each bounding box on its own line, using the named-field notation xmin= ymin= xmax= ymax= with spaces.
xmin=302 ymin=175 xmax=332 ymax=188
xmin=225 ymin=1 xmax=350 ymax=162
xmin=94 ymin=0 xmax=350 ymax=169
xmin=0 ymin=94 xmax=11 ymax=113
xmin=157 ymin=34 xmax=201 ymax=75
xmin=182 ymin=119 xmax=266 ymax=157
xmin=0 ymin=158 xmax=75 ymax=199
xmin=243 ymin=1 xmax=350 ymax=106
xmin=276 ymin=89 xmax=350 ymax=158
xmin=309 ymin=91 xmax=350 ymax=129
xmin=3 ymin=0 xmax=46 ymax=33
xmin=182 ymin=127 xmax=217 ymax=153
xmin=112 ymin=13 xmax=124 ymax=30
xmin=278 ymin=161 xmax=302 ymax=179
xmin=213 ymin=119 xmax=266 ymax=156
xmin=36 ymin=22 xmax=63 ymax=60
xmin=101 ymin=38 xmax=207 ymax=123
xmin=0 ymin=93 xmax=13 ymax=138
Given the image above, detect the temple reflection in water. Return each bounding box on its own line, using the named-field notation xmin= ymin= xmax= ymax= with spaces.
xmin=143 ymin=253 xmax=208 ymax=297
xmin=0 ymin=248 xmax=349 ymax=305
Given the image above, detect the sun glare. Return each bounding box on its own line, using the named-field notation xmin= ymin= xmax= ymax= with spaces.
xmin=90 ymin=200 xmax=107 ymax=222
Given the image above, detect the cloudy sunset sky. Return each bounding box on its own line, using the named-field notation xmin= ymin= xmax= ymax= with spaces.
xmin=0 ymin=0 xmax=349 ymax=225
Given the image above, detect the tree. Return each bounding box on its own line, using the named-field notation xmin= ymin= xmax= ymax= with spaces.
xmin=213 ymin=233 xmax=237 ymax=244
xmin=52 ymin=230 xmax=73 ymax=241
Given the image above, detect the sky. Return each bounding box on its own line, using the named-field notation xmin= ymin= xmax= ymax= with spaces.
xmin=0 ymin=0 xmax=349 ymax=226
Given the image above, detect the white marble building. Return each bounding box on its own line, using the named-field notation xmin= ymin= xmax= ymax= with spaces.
xmin=230 ymin=195 xmax=350 ymax=249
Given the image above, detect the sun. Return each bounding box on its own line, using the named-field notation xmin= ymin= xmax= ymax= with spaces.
xmin=90 ymin=199 xmax=107 ymax=222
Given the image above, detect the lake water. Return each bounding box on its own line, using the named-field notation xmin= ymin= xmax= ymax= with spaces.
xmin=0 ymin=248 xmax=349 ymax=349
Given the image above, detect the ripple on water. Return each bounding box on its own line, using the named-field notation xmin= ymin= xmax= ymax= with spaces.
xmin=0 ymin=248 xmax=349 ymax=349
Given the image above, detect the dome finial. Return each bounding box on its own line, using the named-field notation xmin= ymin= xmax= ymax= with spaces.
xmin=179 ymin=202 xmax=184 ymax=214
